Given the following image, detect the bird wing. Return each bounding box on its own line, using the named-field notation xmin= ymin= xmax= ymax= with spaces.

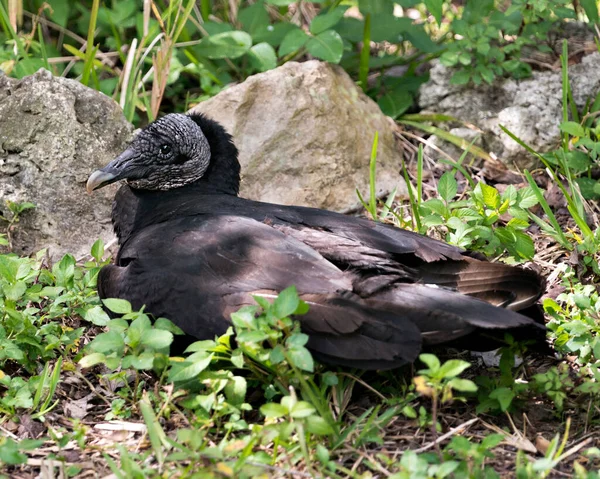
xmin=98 ymin=214 xmax=422 ymax=368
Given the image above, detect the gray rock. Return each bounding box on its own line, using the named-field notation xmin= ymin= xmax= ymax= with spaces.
xmin=419 ymin=52 xmax=600 ymax=168
xmin=0 ymin=69 xmax=132 ymax=259
xmin=190 ymin=60 xmax=407 ymax=211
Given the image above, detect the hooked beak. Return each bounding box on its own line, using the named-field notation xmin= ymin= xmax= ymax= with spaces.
xmin=86 ymin=149 xmax=137 ymax=194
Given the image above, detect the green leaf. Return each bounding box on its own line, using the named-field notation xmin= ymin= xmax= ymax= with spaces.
xmin=378 ymin=89 xmax=412 ymax=119
xmin=290 ymin=401 xmax=316 ymax=418
xmin=310 ymin=7 xmax=346 ymax=35
xmin=238 ymin=0 xmax=269 ymax=35
xmin=305 ymin=415 xmax=334 ymax=435
xmin=225 ymin=376 xmax=247 ymax=405
xmin=91 ymin=238 xmax=105 ymax=261
xmin=447 ymin=378 xmax=478 ymax=392
xmin=195 ymin=31 xmax=253 ymax=60
xmin=265 ymin=0 xmax=295 ymax=6
xmin=231 ymin=306 xmax=258 ymax=330
xmin=102 ymin=298 xmax=132 ymax=315
xmin=88 ymin=331 xmax=125 ymax=354
xmin=450 ymin=69 xmax=471 ymax=85
xmin=480 ymin=183 xmax=500 ymax=209
xmin=564 ymin=151 xmax=592 ymax=173
xmin=481 ymin=434 xmax=504 ymax=449
xmin=306 ymin=30 xmax=344 ymax=64
xmin=424 ymin=0 xmax=443 ymax=25
xmin=84 ymin=305 xmax=111 ymax=326
xmin=513 ymin=230 xmax=535 ymax=260
xmin=270 ymin=345 xmax=285 ymax=364
xmin=286 ymin=333 xmax=309 ymax=348
xmin=437 ymin=359 xmax=470 ymax=378
xmin=0 ymin=438 xmax=27 ymax=465
xmin=358 ymin=0 xmax=393 ymax=15
xmin=581 ymin=0 xmax=599 ymax=23
xmin=231 ymin=349 xmax=245 ymax=368
xmin=438 ymin=171 xmax=458 ymax=203
xmin=260 ymin=402 xmax=288 ymax=418
xmin=288 ymin=345 xmax=314 ymax=372
xmin=273 ymin=286 xmax=300 ymax=319
xmin=279 ymin=28 xmax=309 ymax=56
xmin=489 ymin=387 xmax=514 ymax=411
xmin=78 ymin=352 xmax=106 ymax=368
xmin=236 ymin=331 xmax=269 ymax=343
xmin=418 ymin=353 xmax=440 ymax=372
xmin=517 ymin=187 xmax=539 ymax=209
xmin=5 ymin=281 xmax=26 ymax=301
xmin=559 ymin=121 xmax=585 ymax=137
xmin=130 ymin=352 xmax=155 ymax=370
xmin=141 ymin=329 xmax=174 ymax=350
xmin=169 ymin=353 xmax=214 ymax=382
xmin=248 ymin=42 xmax=277 ymax=72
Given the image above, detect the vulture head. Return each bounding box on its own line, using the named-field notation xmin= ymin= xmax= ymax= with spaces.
xmin=87 ymin=113 xmax=240 ymax=194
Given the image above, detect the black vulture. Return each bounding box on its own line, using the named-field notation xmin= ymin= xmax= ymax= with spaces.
xmin=87 ymin=113 xmax=546 ymax=370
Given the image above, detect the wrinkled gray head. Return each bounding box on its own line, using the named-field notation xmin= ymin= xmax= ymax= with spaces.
xmin=87 ymin=114 xmax=211 ymax=192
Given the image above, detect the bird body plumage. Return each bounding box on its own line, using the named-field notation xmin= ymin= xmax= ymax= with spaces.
xmin=89 ymin=113 xmax=546 ymax=370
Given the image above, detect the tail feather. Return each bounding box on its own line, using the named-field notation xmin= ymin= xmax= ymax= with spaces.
xmin=419 ymin=257 xmax=545 ymax=311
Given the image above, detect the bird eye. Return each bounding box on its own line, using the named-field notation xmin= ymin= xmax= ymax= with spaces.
xmin=160 ymin=144 xmax=172 ymax=155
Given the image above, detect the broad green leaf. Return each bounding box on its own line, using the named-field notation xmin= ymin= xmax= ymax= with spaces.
xmin=4 ymin=281 xmax=26 ymax=301
xmin=437 ymin=359 xmax=470 ymax=378
xmin=559 ymin=121 xmax=585 ymax=137
xmin=225 ymin=376 xmax=247 ymax=405
xmin=447 ymin=378 xmax=478 ymax=392
xmin=273 ymin=286 xmax=300 ymax=318
xmin=130 ymin=352 xmax=155 ymax=370
xmin=305 ymin=415 xmax=334 ymax=435
xmin=489 ymin=387 xmax=514 ymax=411
xmin=290 ymin=401 xmax=316 ymax=418
xmin=102 ymin=298 xmax=132 ymax=314
xmin=279 ymin=28 xmax=309 ymax=56
xmin=310 ymin=7 xmax=346 ymax=35
xmin=253 ymin=22 xmax=298 ymax=47
xmin=260 ymin=402 xmax=288 ymax=418
xmin=91 ymin=238 xmax=105 ymax=262
xmin=169 ymin=353 xmax=214 ymax=382
xmin=480 ymin=183 xmax=500 ymax=209
xmin=358 ymin=0 xmax=393 ymax=15
xmin=141 ymin=329 xmax=174 ymax=350
xmin=581 ymin=0 xmax=599 ymax=22
xmin=513 ymin=230 xmax=535 ymax=260
xmin=378 ymin=89 xmax=412 ymax=119
xmin=154 ymin=318 xmax=185 ymax=335
xmin=424 ymin=0 xmax=443 ymax=25
xmin=236 ymin=331 xmax=269 ymax=343
xmin=418 ymin=353 xmax=440 ymax=372
xmin=438 ymin=171 xmax=458 ymax=203
xmin=288 ymin=345 xmax=314 ymax=372
xmin=195 ymin=31 xmax=252 ymax=60
xmin=79 ymin=352 xmax=106 ymax=368
xmin=231 ymin=306 xmax=258 ymax=329
xmin=265 ymin=0 xmax=295 ymax=6
xmin=564 ymin=151 xmax=592 ymax=173
xmin=517 ymin=187 xmax=538 ymax=209
xmin=238 ymin=0 xmax=269 ymax=35
xmin=88 ymin=330 xmax=125 ymax=354
xmin=306 ymin=30 xmax=343 ymax=64
xmin=84 ymin=305 xmax=110 ymax=326
xmin=286 ymin=333 xmax=309 ymax=348
xmin=248 ymin=42 xmax=277 ymax=72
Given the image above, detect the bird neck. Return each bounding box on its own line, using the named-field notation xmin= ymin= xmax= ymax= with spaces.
xmin=189 ymin=114 xmax=241 ymax=196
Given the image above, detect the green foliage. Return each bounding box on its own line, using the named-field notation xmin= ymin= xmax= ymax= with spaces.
xmin=544 ymin=266 xmax=600 ymax=364
xmin=440 ymin=0 xmax=579 ymax=86
xmin=419 ymin=173 xmax=539 ymax=261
